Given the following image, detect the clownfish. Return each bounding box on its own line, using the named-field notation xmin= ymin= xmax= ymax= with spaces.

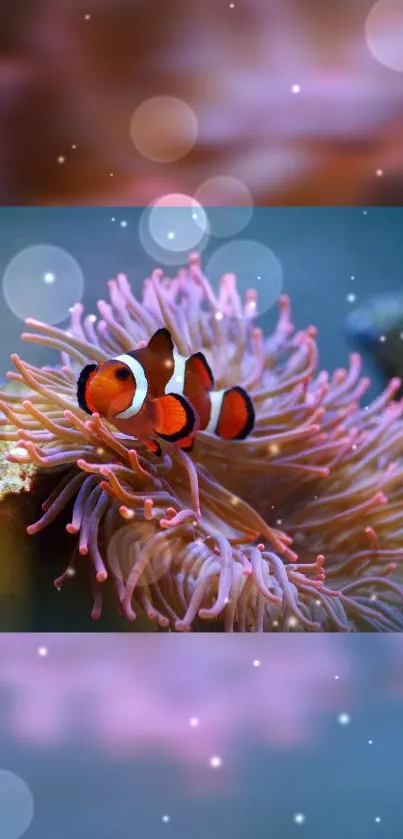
xmin=77 ymin=328 xmax=255 ymax=455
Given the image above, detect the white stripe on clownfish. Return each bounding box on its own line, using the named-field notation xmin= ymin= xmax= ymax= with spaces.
xmin=164 ymin=350 xmax=187 ymax=396
xmin=204 ymin=389 xmax=225 ymax=434
xmin=114 ymin=353 xmax=149 ymax=419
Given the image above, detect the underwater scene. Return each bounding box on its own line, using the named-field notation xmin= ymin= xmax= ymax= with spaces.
xmin=1 ymin=205 xmax=403 ymax=633
xmin=0 ymin=634 xmax=402 ymax=838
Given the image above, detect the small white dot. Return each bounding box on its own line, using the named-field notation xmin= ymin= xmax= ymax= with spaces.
xmin=253 ymin=659 xmax=261 ymax=667
xmin=338 ymin=712 xmax=351 ymax=725
xmin=334 ymin=675 xmax=339 ymax=680
xmin=375 ymin=169 xmax=383 ymax=177
xmin=350 ymin=275 xmax=355 ymax=280
xmin=375 ymin=817 xmax=381 ymax=823
xmin=167 ymin=231 xmax=175 ymax=240
xmin=288 ymin=616 xmax=298 ymax=629
xmin=38 ymin=646 xmax=48 ymax=657
xmin=229 ymin=2 xmax=235 ymax=7
xmin=293 ymin=813 xmax=305 ymax=825
xmin=71 ymin=144 xmax=77 ymax=150
xmin=57 ymin=156 xmax=65 ymax=164
xmin=370 ymin=593 xmax=377 ymax=601
xmin=189 ymin=717 xmax=199 ymax=727
xmin=291 ymin=84 xmax=301 ymax=94
xmin=120 ymin=220 xmax=128 ymax=228
xmin=84 ymin=13 xmax=91 ymax=20
xmin=109 ymin=172 xmax=114 ymax=177
xmin=43 ymin=272 xmax=55 ymax=284
xmin=162 ymin=814 xmax=170 ymax=823
xmin=111 ymin=217 xmax=115 ymax=222
xmin=209 ymin=756 xmax=222 ymax=768
xmin=347 ymin=293 xmax=356 ymax=303
xmin=215 ymin=311 xmax=224 ymax=321
xmin=368 ymin=739 xmax=373 ymax=745
xmin=191 ymin=213 xmax=198 ymax=220
xmin=363 ymin=210 xmax=368 ymax=215
xmin=379 ymin=335 xmax=386 ymax=342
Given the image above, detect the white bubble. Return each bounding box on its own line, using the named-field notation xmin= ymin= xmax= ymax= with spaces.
xmin=365 ymin=0 xmax=403 ymax=72
xmin=37 ymin=646 xmax=48 ymax=657
xmin=120 ymin=220 xmax=128 ymax=228
xmin=293 ymin=813 xmax=305 ymax=825
xmin=148 ymin=194 xmax=209 ymax=252
xmin=0 ymin=770 xmax=34 ymax=839
xmin=253 ymin=659 xmax=261 ymax=667
xmin=194 ymin=176 xmax=254 ymax=238
xmin=347 ymin=294 xmax=356 ymax=303
xmin=130 ymin=96 xmax=198 ymax=163
xmin=209 ymin=756 xmax=222 ymax=768
xmin=2 ymin=245 xmax=84 ymax=324
xmin=375 ymin=816 xmax=381 ymax=823
xmin=338 ymin=713 xmax=351 ymax=725
xmin=139 ymin=196 xmax=210 ymax=265
xmin=162 ymin=814 xmax=171 ymax=823
xmin=204 ymin=240 xmax=283 ymax=319
xmin=189 ymin=717 xmax=200 ymax=727
xmin=291 ymin=84 xmax=301 ymax=93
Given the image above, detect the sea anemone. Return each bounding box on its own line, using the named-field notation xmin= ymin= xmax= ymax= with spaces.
xmin=1 ymin=253 xmax=403 ymax=632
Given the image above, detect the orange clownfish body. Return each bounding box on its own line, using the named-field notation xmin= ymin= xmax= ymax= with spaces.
xmin=77 ymin=328 xmax=255 ymax=455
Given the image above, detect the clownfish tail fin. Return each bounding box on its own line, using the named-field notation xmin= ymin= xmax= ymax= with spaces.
xmin=215 ymin=386 xmax=255 ymax=440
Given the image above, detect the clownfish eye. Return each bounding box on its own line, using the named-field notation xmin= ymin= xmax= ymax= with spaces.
xmin=114 ymin=366 xmax=131 ymax=381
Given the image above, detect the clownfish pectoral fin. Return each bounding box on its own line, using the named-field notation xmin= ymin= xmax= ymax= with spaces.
xmin=177 ymin=434 xmax=195 ymax=452
xmin=147 ymin=328 xmax=175 ymax=358
xmin=186 ymin=351 xmax=214 ymax=391
xmin=142 ymin=438 xmax=162 ymax=457
xmin=215 ymin=386 xmax=255 ymax=440
xmin=77 ymin=363 xmax=98 ymax=414
xmin=153 ymin=393 xmax=197 ymax=442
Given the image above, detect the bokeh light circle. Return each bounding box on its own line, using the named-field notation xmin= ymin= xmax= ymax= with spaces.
xmin=0 ymin=770 xmax=34 ymax=839
xmin=365 ymin=0 xmax=403 ymax=72
xmin=139 ymin=194 xmax=210 ymax=266
xmin=139 ymin=207 xmax=210 ymax=267
xmin=194 ymin=176 xmax=254 ymax=238
xmin=129 ymin=96 xmax=198 ymax=163
xmin=2 ymin=245 xmax=84 ymax=324
xmin=204 ymin=239 xmax=283 ymax=319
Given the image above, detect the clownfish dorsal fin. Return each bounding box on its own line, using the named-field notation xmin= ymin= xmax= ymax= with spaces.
xmin=185 ymin=351 xmax=214 ymax=392
xmin=147 ymin=328 xmax=175 ymax=358
xmin=77 ymin=363 xmax=98 ymax=414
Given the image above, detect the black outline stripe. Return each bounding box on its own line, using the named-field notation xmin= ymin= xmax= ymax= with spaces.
xmin=77 ymin=363 xmax=98 ymax=414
